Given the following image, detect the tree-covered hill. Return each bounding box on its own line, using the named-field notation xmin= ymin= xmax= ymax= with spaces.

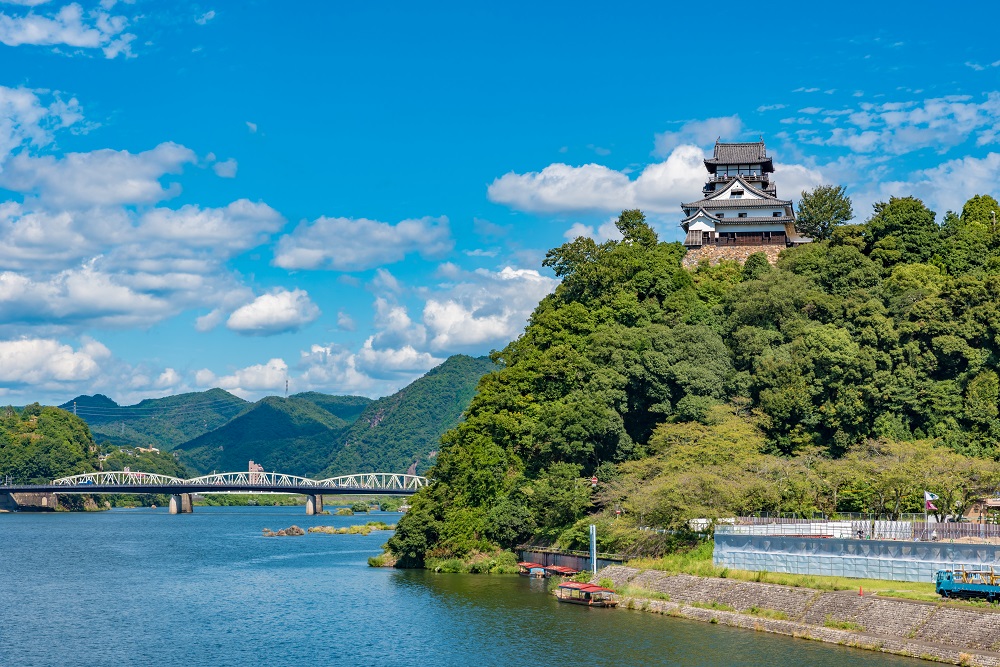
xmin=60 ymin=388 xmax=249 ymax=450
xmin=175 ymin=396 xmax=351 ymax=476
xmin=387 ymin=198 xmax=1000 ymax=567
xmin=173 ymin=356 xmax=492 ymax=477
xmin=320 ymin=355 xmax=497 ymax=477
xmin=291 ymin=392 xmax=372 ymax=422
xmin=0 ymin=404 xmax=100 ymax=483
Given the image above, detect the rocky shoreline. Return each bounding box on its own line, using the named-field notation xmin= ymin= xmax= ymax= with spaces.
xmin=596 ymin=566 xmax=1000 ymax=666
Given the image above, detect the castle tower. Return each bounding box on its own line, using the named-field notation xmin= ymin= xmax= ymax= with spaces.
xmin=680 ymin=140 xmax=809 ymax=248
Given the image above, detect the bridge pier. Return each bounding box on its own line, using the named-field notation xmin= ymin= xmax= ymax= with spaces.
xmin=305 ymin=494 xmax=323 ymax=515
xmin=169 ymin=493 xmax=193 ymax=514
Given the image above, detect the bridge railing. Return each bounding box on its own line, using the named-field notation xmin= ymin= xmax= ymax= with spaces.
xmin=47 ymin=470 xmax=431 ymax=492
xmin=186 ymin=472 xmax=319 ymax=488
xmin=53 ymin=472 xmax=187 ymax=486
xmin=318 ymin=473 xmax=430 ymax=491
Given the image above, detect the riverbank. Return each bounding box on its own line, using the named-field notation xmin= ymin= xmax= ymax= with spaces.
xmin=597 ymin=566 xmax=1000 ymax=666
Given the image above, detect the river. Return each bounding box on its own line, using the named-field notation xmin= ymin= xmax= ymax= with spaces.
xmin=0 ymin=506 xmax=924 ymax=666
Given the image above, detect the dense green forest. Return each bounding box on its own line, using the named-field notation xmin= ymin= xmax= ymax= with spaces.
xmin=0 ymin=404 xmax=100 ymax=483
xmin=320 ymin=355 xmax=496 ymax=477
xmin=144 ymin=356 xmax=493 ymax=477
xmin=387 ymin=195 xmax=1000 ymax=566
xmin=175 ymin=395 xmax=353 ymax=476
xmin=60 ymin=389 xmax=249 ymax=450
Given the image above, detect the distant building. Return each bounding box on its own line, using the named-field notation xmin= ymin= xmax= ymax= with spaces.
xmin=680 ymin=140 xmax=811 ymax=248
xmin=248 ymin=460 xmax=265 ymax=484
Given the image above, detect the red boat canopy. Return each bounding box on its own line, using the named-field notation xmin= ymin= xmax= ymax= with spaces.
xmin=558 ymin=582 xmax=615 ymax=593
xmin=544 ymin=565 xmax=580 ymax=575
xmin=517 ymin=562 xmax=545 ymax=569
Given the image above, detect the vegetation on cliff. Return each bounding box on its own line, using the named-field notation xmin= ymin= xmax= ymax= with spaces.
xmin=320 ymin=354 xmax=496 ymax=477
xmin=388 ymin=196 xmax=1000 ymax=566
xmin=0 ymin=403 xmax=99 ymax=483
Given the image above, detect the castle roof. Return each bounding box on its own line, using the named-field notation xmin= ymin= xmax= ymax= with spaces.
xmin=681 ymin=175 xmax=790 ymax=209
xmin=704 ymin=141 xmax=774 ymax=173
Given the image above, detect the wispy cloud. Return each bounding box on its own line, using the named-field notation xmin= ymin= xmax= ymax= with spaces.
xmin=274 ymin=216 xmax=453 ymax=271
xmin=654 ymin=115 xmax=742 ymax=156
xmin=0 ymin=2 xmax=136 ymax=58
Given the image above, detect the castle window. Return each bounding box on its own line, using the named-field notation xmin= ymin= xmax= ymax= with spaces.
xmin=772 ymin=212 xmax=781 ymax=217
xmin=738 ymin=213 xmax=747 ymax=218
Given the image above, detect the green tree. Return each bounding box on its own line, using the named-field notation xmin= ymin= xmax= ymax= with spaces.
xmin=741 ymin=252 xmax=772 ymax=281
xmin=961 ymin=194 xmax=1000 ymax=230
xmin=863 ymin=196 xmax=940 ymax=268
xmin=796 ymin=185 xmax=854 ymax=241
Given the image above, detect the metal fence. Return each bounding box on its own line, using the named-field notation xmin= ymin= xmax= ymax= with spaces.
xmin=714 ymin=533 xmax=1000 ymax=583
xmin=717 ymin=518 xmax=1000 ymax=543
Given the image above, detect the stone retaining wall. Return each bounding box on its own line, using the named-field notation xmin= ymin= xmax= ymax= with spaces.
xmin=596 ymin=566 xmax=1000 ymax=665
xmin=681 ymin=245 xmax=784 ymax=269
xmin=0 ymin=492 xmax=58 ymax=511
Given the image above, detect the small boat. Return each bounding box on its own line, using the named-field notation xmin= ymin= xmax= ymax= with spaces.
xmin=543 ymin=565 xmax=580 ymax=578
xmin=517 ymin=561 xmax=547 ymax=578
xmin=555 ymin=582 xmax=618 ymax=607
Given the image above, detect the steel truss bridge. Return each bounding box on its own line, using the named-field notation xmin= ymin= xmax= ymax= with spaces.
xmin=0 ymin=470 xmax=430 ymax=514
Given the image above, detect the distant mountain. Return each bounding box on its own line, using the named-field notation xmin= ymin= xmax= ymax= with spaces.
xmin=175 ymin=396 xmax=351 ymax=477
xmin=57 ymin=355 xmax=496 ymax=479
xmin=320 ymin=354 xmax=497 ymax=477
xmin=59 ymin=388 xmax=249 ymax=450
xmin=290 ymin=392 xmax=372 ymax=422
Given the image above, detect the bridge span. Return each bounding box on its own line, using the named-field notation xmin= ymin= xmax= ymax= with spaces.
xmin=0 ymin=470 xmax=430 ymax=515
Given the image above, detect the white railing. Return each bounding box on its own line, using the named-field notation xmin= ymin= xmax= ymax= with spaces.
xmin=186 ymin=471 xmax=318 ymax=488
xmin=317 ymin=473 xmax=430 ymax=491
xmin=53 ymin=471 xmax=187 ymax=486
xmin=50 ymin=470 xmax=430 ymax=492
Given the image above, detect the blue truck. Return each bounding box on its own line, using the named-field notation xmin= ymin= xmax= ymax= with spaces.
xmin=935 ymin=568 xmax=1000 ymax=601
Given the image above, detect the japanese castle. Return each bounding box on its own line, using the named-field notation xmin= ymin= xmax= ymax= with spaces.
xmin=680 ymin=140 xmax=809 ymax=248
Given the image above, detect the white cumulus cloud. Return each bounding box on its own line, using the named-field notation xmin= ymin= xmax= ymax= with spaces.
xmin=487 ymin=145 xmax=706 ymax=215
xmin=195 ymin=358 xmax=288 ymax=397
xmin=226 ymin=288 xmax=320 ymax=336
xmin=0 ymin=142 xmax=196 ymax=207
xmin=423 ymin=266 xmax=558 ymax=351
xmin=0 ymin=336 xmax=109 ymax=386
xmin=273 ymin=215 xmax=453 ymax=271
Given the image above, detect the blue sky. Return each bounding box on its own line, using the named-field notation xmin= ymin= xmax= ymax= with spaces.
xmin=1 ymin=0 xmax=999 ymax=405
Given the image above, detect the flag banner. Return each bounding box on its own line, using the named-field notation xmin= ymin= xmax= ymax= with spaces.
xmin=924 ymin=491 xmax=939 ymax=501
xmin=926 ymin=500 xmax=938 ymax=511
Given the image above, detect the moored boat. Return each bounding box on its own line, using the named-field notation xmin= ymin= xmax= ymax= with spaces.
xmin=555 ymin=582 xmax=618 ymax=607
xmin=543 ymin=565 xmax=580 ymax=578
xmin=517 ymin=561 xmax=546 ymax=578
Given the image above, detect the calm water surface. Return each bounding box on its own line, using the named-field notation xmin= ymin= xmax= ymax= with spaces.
xmin=0 ymin=507 xmax=924 ymax=666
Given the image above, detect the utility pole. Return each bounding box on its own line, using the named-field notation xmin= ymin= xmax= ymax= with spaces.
xmin=285 ymin=379 xmax=289 ymax=399
xmin=73 ymin=401 xmax=77 ymax=416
